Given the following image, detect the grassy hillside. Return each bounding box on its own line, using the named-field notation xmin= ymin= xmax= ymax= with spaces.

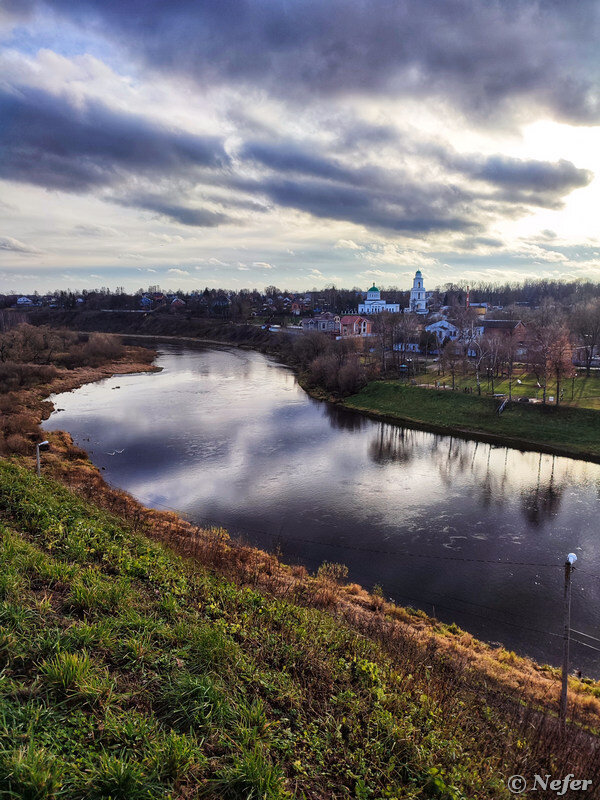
xmin=344 ymin=382 xmax=600 ymax=461
xmin=0 ymin=461 xmax=598 ymax=799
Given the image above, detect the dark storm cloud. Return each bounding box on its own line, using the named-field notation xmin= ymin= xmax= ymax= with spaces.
xmin=0 ymin=85 xmax=229 ymax=192
xmin=114 ymin=194 xmax=232 ymax=227
xmin=465 ymin=156 xmax=592 ymax=193
xmin=0 ymin=83 xmax=592 ymax=235
xmin=240 ymin=137 xmax=593 ymax=217
xmin=241 ymin=141 xmax=357 ymax=185
xmin=36 ymin=0 xmax=600 ymax=123
xmin=456 ymin=236 xmax=505 ymax=251
xmin=446 ymin=153 xmax=593 ymax=209
xmin=236 ymin=175 xmax=479 ymax=234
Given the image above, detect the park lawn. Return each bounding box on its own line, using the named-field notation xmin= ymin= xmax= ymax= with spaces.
xmin=344 ymin=381 xmax=600 ymax=459
xmin=413 ymin=369 xmax=600 ymax=410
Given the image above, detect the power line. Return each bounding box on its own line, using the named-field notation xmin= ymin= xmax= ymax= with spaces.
xmin=181 ymin=514 xmax=564 ymax=569
xmin=387 ymin=588 xmax=563 ymax=640
xmin=570 ymin=629 xmax=600 ymax=645
xmin=575 ymin=569 xmax=600 ymax=581
xmin=103 ymin=479 xmax=566 ymax=570
xmin=570 ymin=638 xmax=600 ymax=654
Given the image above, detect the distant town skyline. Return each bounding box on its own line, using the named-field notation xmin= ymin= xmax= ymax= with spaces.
xmin=1 ymin=1 xmax=599 ymax=293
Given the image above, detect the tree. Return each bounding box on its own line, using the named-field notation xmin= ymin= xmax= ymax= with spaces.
xmin=547 ymin=326 xmax=574 ymax=406
xmin=440 ymin=341 xmax=465 ymax=390
xmin=570 ymin=299 xmax=600 ymax=376
xmin=528 ymin=315 xmax=573 ymax=405
xmin=371 ymin=312 xmax=397 ymax=375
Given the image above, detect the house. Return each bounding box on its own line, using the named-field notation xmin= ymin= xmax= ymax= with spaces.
xmin=467 ymin=303 xmax=488 ymax=316
xmin=16 ymin=297 xmax=33 ymax=306
xmin=393 ymin=340 xmax=420 ymax=352
xmin=339 ymin=315 xmax=372 ymax=337
xmin=476 ymin=320 xmax=528 ymax=356
xmin=301 ymin=312 xmax=339 ymax=332
xmin=425 ymin=319 xmax=459 ymax=344
xmin=477 ymin=320 xmax=527 ymax=341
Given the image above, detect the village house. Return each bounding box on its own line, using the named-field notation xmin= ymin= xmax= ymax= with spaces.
xmin=301 ymin=312 xmax=340 ymax=333
xmin=425 ymin=319 xmax=460 ymax=345
xmin=339 ymin=315 xmax=372 ymax=337
xmin=475 ymin=319 xmax=528 ymax=356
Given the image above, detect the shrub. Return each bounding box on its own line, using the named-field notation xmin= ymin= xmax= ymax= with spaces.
xmin=337 ymin=357 xmax=367 ymax=396
xmin=6 ymin=434 xmax=31 ymax=455
xmin=316 ymin=561 xmax=349 ymax=584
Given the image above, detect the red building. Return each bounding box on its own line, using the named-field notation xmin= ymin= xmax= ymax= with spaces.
xmin=340 ymin=315 xmax=372 ymax=337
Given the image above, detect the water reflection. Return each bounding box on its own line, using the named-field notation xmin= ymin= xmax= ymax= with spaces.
xmin=44 ymin=344 xmax=600 ymax=675
xmin=324 ymin=404 xmax=368 ymax=431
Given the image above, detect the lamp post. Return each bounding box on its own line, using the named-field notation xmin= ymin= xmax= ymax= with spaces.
xmin=36 ymin=440 xmax=50 ymax=477
xmin=559 ymin=552 xmax=577 ymax=730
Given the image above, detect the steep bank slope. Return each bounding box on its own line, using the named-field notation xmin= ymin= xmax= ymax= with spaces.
xmin=1 ymin=461 xmax=599 ymax=799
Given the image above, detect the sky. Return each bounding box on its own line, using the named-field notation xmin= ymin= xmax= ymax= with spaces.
xmin=1 ymin=0 xmax=599 ymax=294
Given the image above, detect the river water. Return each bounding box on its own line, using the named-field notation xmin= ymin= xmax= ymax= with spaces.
xmin=44 ymin=343 xmax=600 ymax=674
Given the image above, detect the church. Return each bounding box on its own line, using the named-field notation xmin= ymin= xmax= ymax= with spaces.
xmin=357 ymin=271 xmax=431 ymax=315
xmin=357 ymin=285 xmax=401 ymax=314
xmin=405 ymin=270 xmax=430 ymax=315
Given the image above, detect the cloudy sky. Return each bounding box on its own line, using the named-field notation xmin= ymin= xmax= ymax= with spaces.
xmin=1 ymin=0 xmax=599 ymax=293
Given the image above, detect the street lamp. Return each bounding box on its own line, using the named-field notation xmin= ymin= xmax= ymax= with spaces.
xmin=36 ymin=440 xmax=50 ymax=477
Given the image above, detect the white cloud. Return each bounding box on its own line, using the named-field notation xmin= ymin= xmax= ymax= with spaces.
xmin=168 ymin=268 xmax=190 ymax=276
xmin=0 ymin=236 xmax=41 ymax=255
xmin=334 ymin=239 xmax=362 ymax=250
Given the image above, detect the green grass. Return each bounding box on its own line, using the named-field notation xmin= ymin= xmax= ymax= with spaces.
xmin=414 ymin=369 xmax=600 ymax=410
xmin=0 ymin=460 xmax=593 ymax=798
xmin=344 ymin=381 xmax=600 ymax=459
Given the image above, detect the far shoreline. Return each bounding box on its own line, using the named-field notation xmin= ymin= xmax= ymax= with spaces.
xmin=121 ymin=332 xmax=600 ymax=466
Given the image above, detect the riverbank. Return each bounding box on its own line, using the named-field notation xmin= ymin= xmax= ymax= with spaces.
xmin=6 ymin=330 xmax=600 ymax=793
xmin=30 ymin=310 xmax=600 ymax=464
xmin=334 ymin=381 xmax=600 ymax=463
xmin=10 ymin=334 xmax=598 ymax=712
xmin=2 ymin=460 xmax=600 ymax=798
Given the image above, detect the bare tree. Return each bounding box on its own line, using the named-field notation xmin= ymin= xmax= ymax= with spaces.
xmin=570 ymin=299 xmax=600 ymax=377
xmin=547 ymin=326 xmax=574 ymax=406
xmin=440 ymin=340 xmax=465 ymax=390
xmin=528 ymin=307 xmax=573 ymax=405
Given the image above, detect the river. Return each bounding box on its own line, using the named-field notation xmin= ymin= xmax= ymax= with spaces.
xmin=44 ymin=342 xmax=600 ymax=674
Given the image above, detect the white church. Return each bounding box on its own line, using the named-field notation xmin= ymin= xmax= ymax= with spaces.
xmin=405 ymin=270 xmax=430 ymax=314
xmin=358 ymin=285 xmax=401 ymax=314
xmin=357 ymin=270 xmax=431 ymax=316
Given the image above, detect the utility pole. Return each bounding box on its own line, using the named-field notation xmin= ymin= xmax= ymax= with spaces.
xmin=559 ymin=553 xmax=577 ymax=730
